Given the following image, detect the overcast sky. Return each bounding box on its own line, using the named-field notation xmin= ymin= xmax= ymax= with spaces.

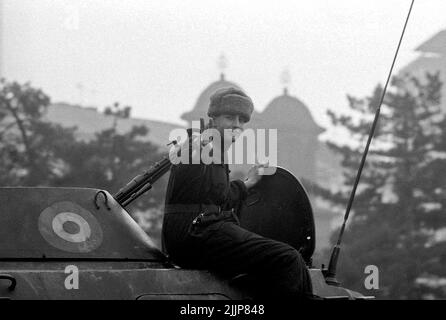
xmin=2 ymin=0 xmax=446 ymax=136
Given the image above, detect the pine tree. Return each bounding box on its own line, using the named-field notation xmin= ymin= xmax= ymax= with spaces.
xmin=321 ymin=73 xmax=446 ymax=299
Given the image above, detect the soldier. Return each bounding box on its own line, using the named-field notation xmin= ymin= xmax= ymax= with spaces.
xmin=162 ymin=87 xmax=312 ymax=299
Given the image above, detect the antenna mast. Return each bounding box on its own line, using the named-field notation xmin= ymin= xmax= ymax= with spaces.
xmin=324 ymin=0 xmax=415 ymax=286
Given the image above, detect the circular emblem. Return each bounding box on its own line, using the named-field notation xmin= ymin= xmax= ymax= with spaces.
xmin=51 ymin=212 xmax=92 ymax=243
xmin=38 ymin=201 xmax=103 ymax=253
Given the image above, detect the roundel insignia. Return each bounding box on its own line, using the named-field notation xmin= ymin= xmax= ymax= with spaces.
xmin=38 ymin=201 xmax=103 ymax=253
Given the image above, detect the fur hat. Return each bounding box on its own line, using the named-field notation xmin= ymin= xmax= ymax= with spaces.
xmin=208 ymin=87 xmax=254 ymax=122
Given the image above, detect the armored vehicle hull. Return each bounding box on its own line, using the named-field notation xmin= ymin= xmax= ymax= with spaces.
xmin=0 ymin=170 xmax=366 ymax=299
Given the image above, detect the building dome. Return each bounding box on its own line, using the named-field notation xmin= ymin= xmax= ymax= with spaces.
xmin=261 ymin=88 xmax=324 ymax=135
xmin=181 ymin=74 xmax=244 ymax=124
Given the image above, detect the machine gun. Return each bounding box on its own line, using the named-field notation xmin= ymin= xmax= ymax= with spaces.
xmin=114 ymin=155 xmax=172 ymax=207
xmin=114 ymin=119 xmax=207 ymax=207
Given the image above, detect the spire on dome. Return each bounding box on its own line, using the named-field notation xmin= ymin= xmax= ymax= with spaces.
xmin=218 ymin=53 xmax=228 ymax=80
xmin=280 ymin=68 xmax=291 ymax=96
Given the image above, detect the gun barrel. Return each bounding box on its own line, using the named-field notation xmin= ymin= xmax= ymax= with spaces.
xmin=114 ymin=156 xmax=171 ymax=205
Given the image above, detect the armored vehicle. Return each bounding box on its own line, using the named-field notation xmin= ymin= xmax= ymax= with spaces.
xmin=0 ymin=165 xmax=367 ymax=300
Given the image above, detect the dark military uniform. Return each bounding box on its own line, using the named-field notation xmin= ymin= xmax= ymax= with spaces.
xmin=162 ymin=159 xmax=313 ymax=299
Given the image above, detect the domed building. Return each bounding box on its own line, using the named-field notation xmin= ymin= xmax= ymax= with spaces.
xmin=182 ymin=54 xmax=260 ymax=125
xmin=252 ymin=87 xmax=324 ymax=182
xmin=183 ymin=70 xmax=325 ymax=183
xmin=181 ymin=73 xmax=252 ymax=125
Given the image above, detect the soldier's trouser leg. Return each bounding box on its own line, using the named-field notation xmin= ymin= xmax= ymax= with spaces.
xmin=188 ymin=217 xmax=312 ymax=299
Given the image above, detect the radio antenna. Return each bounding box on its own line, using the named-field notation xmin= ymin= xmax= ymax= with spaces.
xmin=324 ymin=0 xmax=415 ymax=286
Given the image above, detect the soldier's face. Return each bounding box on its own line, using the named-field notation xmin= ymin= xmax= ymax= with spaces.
xmin=212 ymin=114 xmax=246 ymax=143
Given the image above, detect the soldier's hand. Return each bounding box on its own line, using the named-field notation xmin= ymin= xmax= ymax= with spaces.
xmin=244 ymin=162 xmax=268 ymax=189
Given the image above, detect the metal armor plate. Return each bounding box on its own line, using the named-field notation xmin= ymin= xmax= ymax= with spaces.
xmin=239 ymin=167 xmax=315 ymax=264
